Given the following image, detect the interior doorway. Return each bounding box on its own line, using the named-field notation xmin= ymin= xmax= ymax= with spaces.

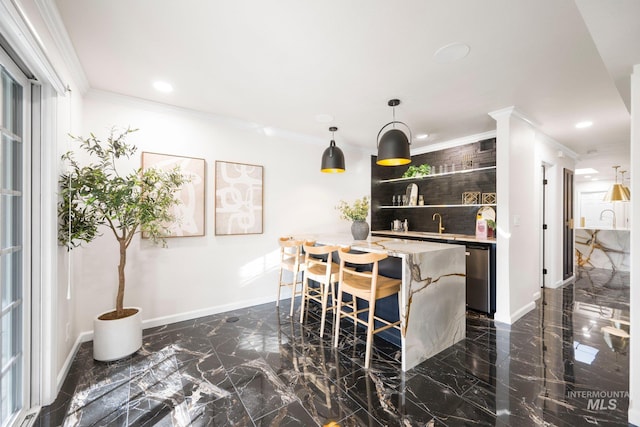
xmin=563 ymin=168 xmax=574 ymax=280
xmin=541 ymin=164 xmax=548 ymax=287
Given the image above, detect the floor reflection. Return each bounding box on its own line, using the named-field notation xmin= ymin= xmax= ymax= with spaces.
xmin=36 ymin=266 xmax=629 ymax=426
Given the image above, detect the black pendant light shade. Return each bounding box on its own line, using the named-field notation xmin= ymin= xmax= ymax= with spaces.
xmin=321 ymin=126 xmax=345 ymax=173
xmin=376 ymin=99 xmax=412 ymax=166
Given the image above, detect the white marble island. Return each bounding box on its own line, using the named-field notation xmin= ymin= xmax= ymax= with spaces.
xmin=299 ymin=234 xmax=466 ymax=371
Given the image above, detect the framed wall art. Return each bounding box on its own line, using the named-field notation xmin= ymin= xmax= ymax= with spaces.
xmin=215 ymin=160 xmax=263 ymax=235
xmin=141 ymin=152 xmax=206 ymax=237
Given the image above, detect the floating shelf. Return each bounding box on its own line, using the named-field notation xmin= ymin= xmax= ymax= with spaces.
xmin=379 ymin=165 xmax=496 ymax=184
xmin=380 ymin=204 xmax=497 ymax=209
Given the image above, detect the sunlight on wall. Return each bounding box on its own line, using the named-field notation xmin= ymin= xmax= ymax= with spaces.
xmin=496 ymin=226 xmax=511 ymax=239
xmin=238 ymin=249 xmax=280 ymax=287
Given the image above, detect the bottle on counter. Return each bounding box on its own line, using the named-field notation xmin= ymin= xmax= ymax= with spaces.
xmin=476 ymin=218 xmax=487 ymax=239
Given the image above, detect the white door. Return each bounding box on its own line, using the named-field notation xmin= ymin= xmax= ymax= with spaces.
xmin=1 ymin=49 xmax=31 ymax=427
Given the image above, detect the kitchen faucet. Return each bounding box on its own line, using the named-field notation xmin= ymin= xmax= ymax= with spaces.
xmin=432 ymin=213 xmax=445 ymax=234
xmin=599 ymin=209 xmax=616 ymax=228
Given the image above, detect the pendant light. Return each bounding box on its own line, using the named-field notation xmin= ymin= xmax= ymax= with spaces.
xmin=320 ymin=126 xmax=345 ymax=173
xmin=619 ymin=169 xmax=631 ymax=200
xmin=603 ymin=166 xmax=630 ymax=202
xmin=376 ymin=99 xmax=412 ymax=166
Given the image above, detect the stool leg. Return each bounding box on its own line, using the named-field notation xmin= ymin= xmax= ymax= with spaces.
xmin=299 ymin=273 xmax=308 ymax=323
xmin=289 ymin=271 xmax=297 ymax=317
xmin=276 ymin=266 xmax=285 ymax=307
xmin=364 ymin=297 xmax=376 ymax=369
xmin=319 ymin=278 xmax=329 ymax=337
xmin=333 ymin=287 xmax=343 ymax=348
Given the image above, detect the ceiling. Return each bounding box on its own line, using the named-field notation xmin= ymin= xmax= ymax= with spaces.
xmin=53 ymin=0 xmax=640 ymax=182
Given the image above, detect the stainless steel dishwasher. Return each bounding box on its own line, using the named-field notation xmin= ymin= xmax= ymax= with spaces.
xmin=465 ymin=244 xmax=490 ymax=313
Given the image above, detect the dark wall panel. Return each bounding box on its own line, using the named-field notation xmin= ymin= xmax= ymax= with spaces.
xmin=371 ymin=138 xmax=497 ymax=235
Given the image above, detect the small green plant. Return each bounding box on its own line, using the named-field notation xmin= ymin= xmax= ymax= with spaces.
xmin=486 ymin=219 xmax=496 ymax=231
xmin=402 ymin=163 xmax=431 ymax=178
xmin=58 ymin=127 xmax=189 ymax=319
xmin=336 ymin=196 xmax=370 ymax=221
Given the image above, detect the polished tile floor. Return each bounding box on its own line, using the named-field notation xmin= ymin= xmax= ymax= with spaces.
xmin=36 ymin=267 xmax=630 ymax=426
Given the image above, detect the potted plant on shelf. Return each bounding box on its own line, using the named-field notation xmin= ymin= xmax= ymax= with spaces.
xmin=58 ymin=127 xmax=189 ymax=361
xmin=336 ymin=196 xmax=370 ymax=240
xmin=486 ymin=219 xmax=497 ymax=238
xmin=402 ymin=163 xmax=431 ymax=178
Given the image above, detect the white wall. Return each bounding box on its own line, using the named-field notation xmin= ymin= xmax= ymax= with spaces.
xmin=628 ymin=63 xmax=639 ymax=427
xmin=69 ymin=90 xmax=371 ymax=335
xmin=491 ymin=107 xmax=575 ymax=324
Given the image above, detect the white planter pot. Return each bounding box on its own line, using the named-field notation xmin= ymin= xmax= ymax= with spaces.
xmin=93 ymin=307 xmax=142 ymax=362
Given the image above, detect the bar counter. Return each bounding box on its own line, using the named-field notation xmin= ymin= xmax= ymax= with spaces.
xmin=297 ymin=234 xmax=466 ymax=371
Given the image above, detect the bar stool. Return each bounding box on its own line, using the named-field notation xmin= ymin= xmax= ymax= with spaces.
xmin=300 ymin=242 xmax=341 ymax=337
xmin=333 ymin=247 xmax=402 ymax=369
xmin=277 ymin=237 xmax=307 ymax=316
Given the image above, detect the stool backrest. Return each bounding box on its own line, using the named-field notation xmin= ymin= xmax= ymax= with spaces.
xmin=279 ymin=237 xmax=305 ymax=262
xmin=337 ymin=247 xmax=388 ymax=284
xmin=303 ymin=242 xmax=339 ymax=268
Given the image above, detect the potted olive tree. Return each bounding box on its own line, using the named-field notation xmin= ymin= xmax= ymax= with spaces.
xmin=58 ymin=127 xmax=188 ymax=361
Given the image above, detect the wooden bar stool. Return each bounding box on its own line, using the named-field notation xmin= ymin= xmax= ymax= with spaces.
xmin=300 ymin=242 xmax=340 ymax=337
xmin=277 ymin=237 xmax=307 ymax=316
xmin=333 ymin=247 xmax=402 ymax=369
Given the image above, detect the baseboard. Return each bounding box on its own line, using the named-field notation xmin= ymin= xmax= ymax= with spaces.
xmin=510 ymin=301 xmax=536 ymax=323
xmin=492 ymin=301 xmax=536 ymax=325
xmin=56 ymin=334 xmax=85 ymax=392
xmin=533 ymin=291 xmax=541 ymax=300
xmin=141 ymin=295 xmax=277 ymax=330
xmin=74 ymin=295 xmax=278 ymax=343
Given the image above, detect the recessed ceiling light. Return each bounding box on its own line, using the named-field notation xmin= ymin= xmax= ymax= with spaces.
xmin=584 ymin=175 xmax=591 ymax=179
xmin=263 ymin=127 xmax=274 ymax=136
xmin=591 ymin=178 xmax=599 ymax=181
xmin=575 ymin=121 xmax=593 ymax=129
xmin=433 ymin=42 xmax=470 ymax=63
xmin=575 ymin=168 xmax=598 ymax=175
xmin=153 ymin=81 xmax=173 ymax=93
xmin=415 ymin=133 xmax=429 ymax=140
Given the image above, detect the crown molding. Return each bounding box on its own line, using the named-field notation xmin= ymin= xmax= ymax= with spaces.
xmin=489 ymin=105 xmax=578 ymax=159
xmin=34 ymin=0 xmax=89 ymax=93
xmin=0 ymin=0 xmax=65 ymax=93
xmin=488 ymin=105 xmax=541 ymax=128
xmin=409 ymin=130 xmax=497 ymax=155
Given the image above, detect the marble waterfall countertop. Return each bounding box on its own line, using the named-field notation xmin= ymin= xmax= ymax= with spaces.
xmin=575 ymin=228 xmax=630 ymax=272
xmin=371 ymin=229 xmax=497 ymax=244
xmin=296 ymin=234 xmax=466 ymax=371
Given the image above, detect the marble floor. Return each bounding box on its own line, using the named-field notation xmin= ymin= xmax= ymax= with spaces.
xmin=36 ymin=267 xmax=630 ymax=426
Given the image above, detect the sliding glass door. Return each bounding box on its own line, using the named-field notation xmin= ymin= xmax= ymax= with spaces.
xmin=1 ymin=53 xmax=30 ymax=427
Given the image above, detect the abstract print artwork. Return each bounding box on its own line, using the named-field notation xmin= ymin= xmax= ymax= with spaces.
xmin=141 ymin=152 xmax=206 ymax=237
xmin=215 ymin=161 xmax=263 ymax=235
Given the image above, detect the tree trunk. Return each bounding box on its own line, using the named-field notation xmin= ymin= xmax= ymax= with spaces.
xmin=116 ymin=238 xmax=126 ymax=317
